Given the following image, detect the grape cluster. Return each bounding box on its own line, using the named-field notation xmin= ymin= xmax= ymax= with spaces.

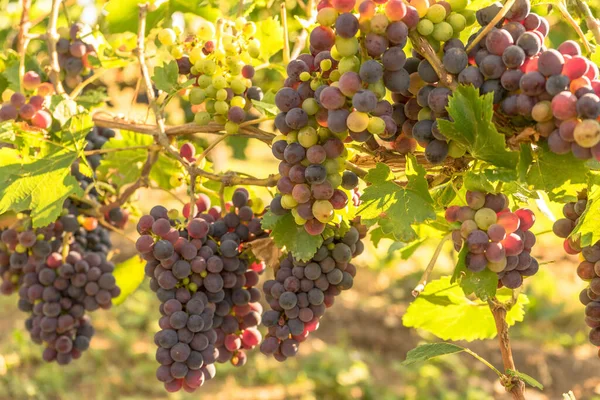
xmin=415 ymin=0 xmax=475 ymax=45
xmin=0 ymin=73 xmax=53 ymax=129
xmin=56 ymin=23 xmax=97 ymax=90
xmin=462 ymin=2 xmax=600 ymax=160
xmin=555 ymin=192 xmax=600 ymax=356
xmin=18 ymin=251 xmax=119 ymax=364
xmin=137 ymin=188 xmax=266 ymax=392
xmin=260 ymin=223 xmax=364 ymax=360
xmin=445 ymin=191 xmax=539 ymax=288
xmin=1 ymin=216 xmax=119 ymax=364
xmin=157 ymin=19 xmax=264 ymax=133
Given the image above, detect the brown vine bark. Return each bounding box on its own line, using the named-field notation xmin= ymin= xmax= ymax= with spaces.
xmin=489 ymin=300 xmax=527 ymax=400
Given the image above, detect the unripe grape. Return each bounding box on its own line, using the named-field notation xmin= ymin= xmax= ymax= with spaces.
xmin=574 ymin=119 xmax=600 ymax=148
xmin=474 ymin=208 xmax=497 ymax=230
xmin=23 ymin=71 xmax=42 ymax=91
xmin=158 ymin=28 xmax=177 ymax=46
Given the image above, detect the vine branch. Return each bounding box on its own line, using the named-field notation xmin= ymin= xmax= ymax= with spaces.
xmin=575 ymin=0 xmax=600 ymax=49
xmin=412 ymin=232 xmax=452 ymax=297
xmin=465 ymin=0 xmax=515 ymax=54
xmin=488 ymin=299 xmax=526 ymax=400
xmin=47 ymin=0 xmax=65 ymax=95
xmin=409 ymin=31 xmax=456 ymax=90
xmin=17 ymin=0 xmax=32 ymax=90
xmin=558 ymin=1 xmax=593 ymax=54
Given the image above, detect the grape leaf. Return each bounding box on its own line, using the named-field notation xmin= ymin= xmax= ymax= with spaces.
xmin=571 ymin=185 xmax=600 ymax=247
xmin=403 ymin=277 xmax=529 ymax=341
xmin=251 ymin=100 xmax=279 ymax=116
xmin=253 ymin=18 xmax=284 ymax=61
xmin=168 ymin=0 xmax=220 ymax=20
xmin=463 ymin=171 xmax=495 ymax=193
xmin=97 ymin=131 xmax=183 ymax=190
xmin=261 ymin=211 xmax=323 ymax=261
xmin=0 ymin=147 xmax=83 ymax=228
xmin=506 ymin=370 xmax=544 ymax=389
xmin=525 ymin=143 xmax=588 ymax=201
xmin=104 ymin=0 xmax=168 ymax=34
xmin=153 ymin=61 xmax=180 ymax=93
xmin=437 ymin=85 xmax=519 ymax=169
xmin=112 ymin=256 xmax=146 ymax=306
xmin=401 ymin=343 xmax=466 ymax=366
xmin=358 ymin=157 xmax=435 ymax=242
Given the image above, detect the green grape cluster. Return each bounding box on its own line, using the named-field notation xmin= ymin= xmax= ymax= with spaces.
xmin=413 ymin=0 xmax=476 ymax=47
xmin=157 ymin=19 xmax=264 ymax=134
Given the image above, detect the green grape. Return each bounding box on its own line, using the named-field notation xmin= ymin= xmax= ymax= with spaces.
xmin=204 ymin=85 xmax=217 ymax=99
xmin=370 ymin=14 xmax=389 ymax=35
xmin=474 ymin=208 xmax=497 ymax=230
xmin=194 ymin=111 xmax=211 ymax=125
xmin=447 ymin=13 xmax=467 ymax=32
xmin=214 ymin=115 xmax=227 ymax=125
xmin=197 ymin=75 xmax=212 ymax=89
xmin=303 ymin=98 xmax=320 ymax=115
xmin=320 ymin=59 xmax=333 ymax=72
xmin=300 ymin=71 xmax=311 ymax=81
xmin=197 ymin=21 xmax=216 ymax=40
xmin=487 ymin=258 xmax=507 ymax=273
xmin=292 ymin=208 xmax=307 ymax=225
xmin=206 ymin=100 xmax=216 ymax=113
xmin=171 ymin=46 xmax=184 ymax=59
xmin=200 ymin=59 xmax=217 ymax=75
xmin=225 ymin=121 xmax=239 ymax=133
xmin=310 ymin=79 xmax=322 ymax=91
xmin=330 ymin=46 xmax=342 ymax=61
xmin=312 ymin=200 xmax=334 ymax=223
xmin=427 ymin=36 xmax=441 ymax=52
xmin=335 ymin=37 xmax=359 ymax=57
xmin=324 ymin=159 xmax=340 ymax=174
xmin=189 ymin=47 xmax=204 ymax=65
xmin=367 ymin=117 xmax=386 ymax=135
xmin=281 ymin=194 xmax=298 ymax=209
xmin=216 ymin=89 xmax=228 ymax=101
xmin=329 ymin=70 xmax=341 ymax=81
xmin=432 ymin=22 xmax=454 ymax=42
xmin=158 ymin=28 xmax=176 ymax=46
xmin=243 ymin=22 xmax=257 ymax=36
xmin=417 ymin=19 xmax=434 ymax=36
xmin=230 ymin=77 xmax=247 ymax=94
xmin=368 ymin=81 xmax=386 ymax=99
xmin=287 ymin=131 xmax=298 ymax=144
xmin=461 ymin=10 xmax=476 ymax=26
xmin=318 ymin=127 xmax=332 ymax=142
xmin=248 ymin=41 xmax=261 ymax=58
xmin=347 ymin=111 xmax=370 ymax=132
xmin=214 ymin=100 xmax=229 ymax=115
xmin=418 ymin=108 xmax=433 ymax=121
xmin=328 ymin=173 xmax=342 ymax=188
xmin=447 ymin=140 xmax=466 ymax=158
xmin=426 ymin=4 xmax=447 ymax=23
xmin=298 ymin=127 xmax=319 ymax=147
xmin=212 ymin=75 xmax=228 ymax=90
xmin=231 ymin=96 xmax=246 ymax=108
xmin=189 ymin=88 xmax=206 ymax=105
xmin=338 ymin=56 xmax=360 ymax=74
xmin=317 ymin=7 xmax=338 ymax=26
xmin=449 ymin=0 xmax=468 ymax=12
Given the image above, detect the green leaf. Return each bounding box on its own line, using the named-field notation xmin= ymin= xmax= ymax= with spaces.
xmin=97 ymin=131 xmax=183 ymax=190
xmin=104 ymin=0 xmax=167 ymax=34
xmin=251 ymin=100 xmax=279 ymax=116
xmin=0 ymin=147 xmax=83 ymax=228
xmin=571 ymin=185 xmax=600 ymax=247
xmin=76 ymin=87 xmax=109 ymax=109
xmin=403 ymin=277 xmax=529 ymax=341
xmin=518 ymin=144 xmax=533 ymax=182
xmin=525 ymin=143 xmax=588 ymax=200
xmin=253 ymin=18 xmax=284 ymax=61
xmin=358 ymin=158 xmax=435 ymax=242
xmin=401 ymin=343 xmax=466 ymax=366
xmin=153 ymin=61 xmax=180 ymax=93
xmin=464 ymin=171 xmax=495 ymax=193
xmin=168 ymin=0 xmax=220 ymax=20
xmin=225 ymin=136 xmax=249 ymax=160
xmin=506 ymin=370 xmax=544 ymax=389
xmin=451 ymin=246 xmax=498 ymax=300
xmin=112 ymin=256 xmax=147 ymax=306
xmin=261 ymin=211 xmax=323 ymax=261
xmin=437 ymin=85 xmax=518 ymax=169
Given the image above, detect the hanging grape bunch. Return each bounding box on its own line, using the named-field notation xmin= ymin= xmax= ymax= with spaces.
xmin=157 ymin=19 xmax=264 ymax=133
xmin=260 ymin=222 xmax=365 ymax=360
xmin=137 ymin=188 xmax=266 ymax=392
xmin=445 ymin=191 xmax=539 ymax=288
xmin=56 ymin=23 xmax=97 ymax=90
xmin=0 ymin=71 xmax=53 ymax=128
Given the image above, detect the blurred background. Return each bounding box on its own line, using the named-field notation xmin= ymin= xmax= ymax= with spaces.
xmin=1 ymin=0 xmax=600 ymax=399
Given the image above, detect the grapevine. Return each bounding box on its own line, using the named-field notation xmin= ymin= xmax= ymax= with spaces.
xmin=0 ymin=0 xmax=599 ymax=398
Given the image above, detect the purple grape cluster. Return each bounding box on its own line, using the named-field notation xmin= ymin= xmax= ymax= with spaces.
xmin=555 ymin=192 xmax=600 ymax=356
xmin=464 ymin=2 xmax=600 ymax=160
xmin=17 ymin=250 xmax=119 ymax=364
xmin=136 ymin=188 xmax=266 ymax=393
xmin=56 ymin=23 xmax=97 ymax=90
xmin=260 ymin=223 xmax=365 ymax=361
xmin=445 ymin=191 xmax=539 ymax=289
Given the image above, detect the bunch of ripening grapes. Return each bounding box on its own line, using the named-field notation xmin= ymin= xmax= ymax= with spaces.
xmin=157 ymin=19 xmax=264 ymax=134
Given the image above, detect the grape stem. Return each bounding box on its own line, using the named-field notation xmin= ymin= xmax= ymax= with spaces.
xmin=412 ymin=232 xmax=452 ymax=297
xmin=574 ymin=0 xmax=600 ymax=50
xmin=47 ymin=0 xmax=66 ymax=95
xmin=82 ymin=144 xmax=160 ymax=156
xmin=465 ymin=0 xmax=516 ymax=54
xmin=187 ymin=172 xmax=197 ymax=223
xmin=557 ymin=1 xmax=593 ymax=54
xmin=281 ymin=3 xmax=291 ymax=65
xmin=488 ymin=298 xmax=527 ymax=400
xmin=17 ymin=0 xmax=32 ymax=90
xmin=70 ymin=69 xmax=110 ymax=98
xmin=409 ymin=31 xmax=457 ymax=90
